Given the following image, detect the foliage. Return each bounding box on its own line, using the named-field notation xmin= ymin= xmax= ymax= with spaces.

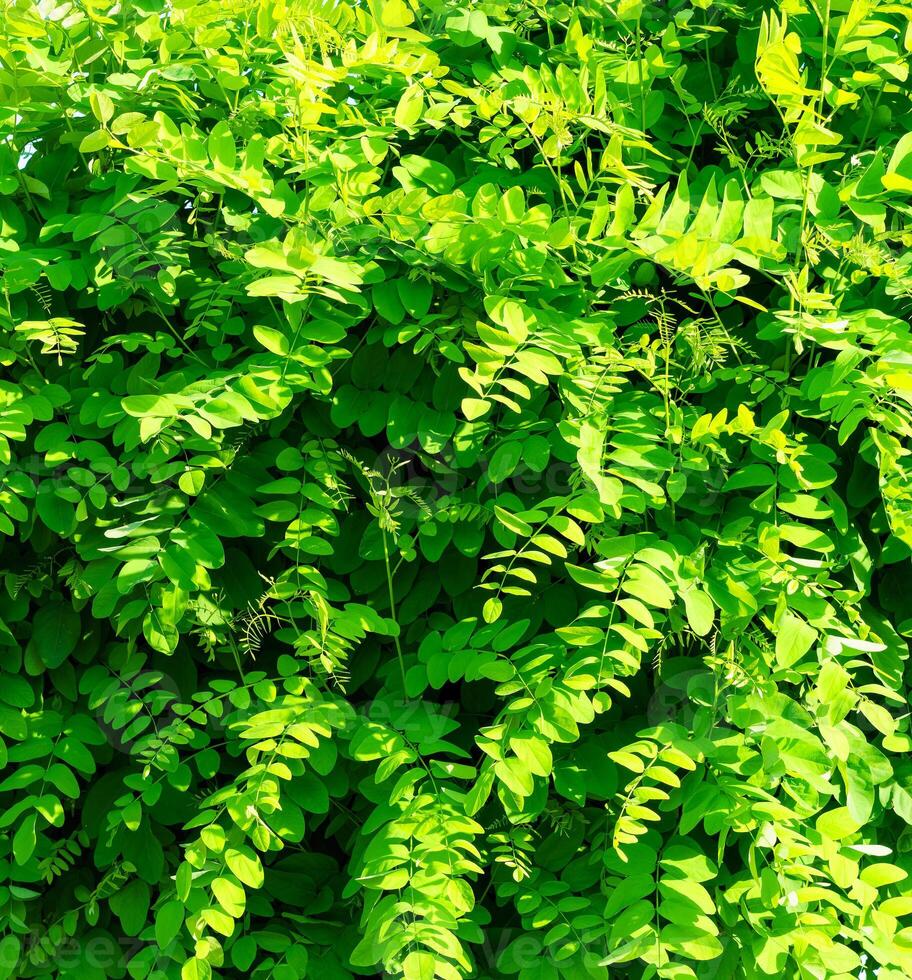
xmin=1 ymin=0 xmax=912 ymax=978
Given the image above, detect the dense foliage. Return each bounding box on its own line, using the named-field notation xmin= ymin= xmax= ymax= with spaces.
xmin=3 ymin=0 xmax=912 ymax=977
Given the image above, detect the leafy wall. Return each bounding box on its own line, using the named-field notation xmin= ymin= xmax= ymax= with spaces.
xmin=2 ymin=0 xmax=912 ymax=978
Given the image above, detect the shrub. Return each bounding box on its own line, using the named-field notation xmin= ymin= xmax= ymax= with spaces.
xmin=2 ymin=0 xmax=912 ymax=978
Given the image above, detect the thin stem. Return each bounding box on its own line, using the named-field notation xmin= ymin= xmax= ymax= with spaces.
xmin=382 ymin=528 xmax=408 ymax=695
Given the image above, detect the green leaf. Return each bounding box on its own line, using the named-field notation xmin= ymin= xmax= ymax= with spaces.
xmin=36 ymin=487 xmax=76 ymax=535
xmin=181 ymin=959 xmax=212 ymax=980
xmin=79 ymin=129 xmax=111 ymax=152
xmin=682 ymin=588 xmax=714 ymax=636
xmin=155 ymin=900 xmax=185 ymax=948
xmin=400 ymin=155 xmax=455 ymax=194
xmin=0 ymin=935 xmax=20 ymax=980
xmin=494 ymin=505 xmax=533 ymax=536
xmin=775 ymin=612 xmax=818 ymax=669
xmin=395 ymin=85 xmax=424 ymax=129
xmin=224 ymin=848 xmax=264 ymax=889
xmin=623 ymin=565 xmax=675 ymax=609
xmin=488 ymin=442 xmax=523 ymax=483
xmin=12 ymin=813 xmax=37 ymax=865
xmin=231 ymin=936 xmax=258 ymax=971
xmin=179 ymin=470 xmax=206 ymax=496
xmin=402 ymin=951 xmax=436 ymax=980
xmin=30 ymin=603 xmax=81 ymax=669
xmin=483 ymin=597 xmax=503 ymax=623
xmin=212 ymin=877 xmax=246 ymax=917
xmin=658 ymin=877 xmax=715 ymax=914
xmin=816 ymin=806 xmax=863 ymax=841
xmin=498 ymin=186 xmax=526 ymax=224
xmin=110 ymin=880 xmax=151 ymax=936
xmin=90 ymin=91 xmax=115 ymax=124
